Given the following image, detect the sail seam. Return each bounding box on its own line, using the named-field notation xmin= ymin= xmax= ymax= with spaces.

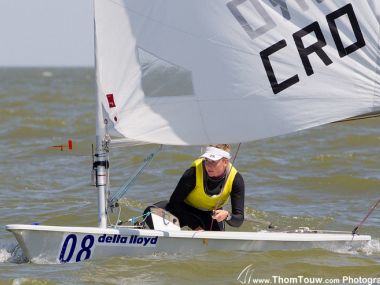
xmin=195 ymin=98 xmax=212 ymax=144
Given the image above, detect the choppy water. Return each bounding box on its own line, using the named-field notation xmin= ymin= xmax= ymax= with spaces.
xmin=0 ymin=68 xmax=379 ymax=284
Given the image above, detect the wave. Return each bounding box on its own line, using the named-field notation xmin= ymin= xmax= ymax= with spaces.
xmin=324 ymin=239 xmax=380 ymax=256
xmin=0 ymin=240 xmax=27 ymax=264
xmin=0 ymin=247 xmax=12 ymax=263
xmin=360 ymin=239 xmax=380 ymax=255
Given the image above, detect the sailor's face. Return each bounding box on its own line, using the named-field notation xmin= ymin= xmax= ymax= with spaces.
xmin=204 ymin=158 xmax=228 ymax=177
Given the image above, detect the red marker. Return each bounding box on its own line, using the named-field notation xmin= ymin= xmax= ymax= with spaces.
xmin=50 ymin=139 xmax=73 ymax=151
xmin=68 ymin=139 xmax=73 ymax=150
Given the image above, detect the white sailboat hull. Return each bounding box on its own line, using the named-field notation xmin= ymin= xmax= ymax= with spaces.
xmin=6 ymin=224 xmax=371 ymax=263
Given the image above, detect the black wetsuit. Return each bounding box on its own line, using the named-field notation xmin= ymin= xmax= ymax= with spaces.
xmin=166 ymin=161 xmax=245 ymax=231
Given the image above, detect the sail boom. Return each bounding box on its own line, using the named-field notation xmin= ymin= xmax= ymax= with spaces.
xmin=334 ymin=110 xmax=380 ymax=123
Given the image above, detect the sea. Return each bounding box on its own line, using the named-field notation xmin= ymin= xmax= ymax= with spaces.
xmin=0 ymin=67 xmax=379 ymax=285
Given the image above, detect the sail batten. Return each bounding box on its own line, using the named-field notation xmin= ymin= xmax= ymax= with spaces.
xmin=95 ymin=0 xmax=380 ymax=146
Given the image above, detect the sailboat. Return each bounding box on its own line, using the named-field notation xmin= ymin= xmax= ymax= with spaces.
xmin=6 ymin=0 xmax=379 ymax=263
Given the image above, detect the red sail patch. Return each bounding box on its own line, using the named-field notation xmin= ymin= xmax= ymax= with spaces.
xmin=106 ymin=94 xmax=116 ymax=108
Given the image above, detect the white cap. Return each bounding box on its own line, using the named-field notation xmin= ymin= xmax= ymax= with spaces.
xmin=200 ymin=146 xmax=231 ymax=161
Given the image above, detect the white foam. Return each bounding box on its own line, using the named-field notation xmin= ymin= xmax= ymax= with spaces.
xmin=12 ymin=278 xmax=45 ymax=285
xmin=360 ymin=239 xmax=380 ymax=255
xmin=0 ymin=241 xmax=27 ymax=263
xmin=324 ymin=240 xmax=380 ymax=256
xmin=12 ymin=278 xmax=27 ymax=285
xmin=41 ymin=71 xmax=53 ymax=77
xmin=30 ymin=255 xmax=56 ymax=265
xmin=0 ymin=247 xmax=12 ymax=262
xmin=0 ymin=240 xmax=18 ymax=263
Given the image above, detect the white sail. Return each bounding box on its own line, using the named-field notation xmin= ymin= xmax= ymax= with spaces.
xmin=95 ymin=0 xmax=380 ymax=145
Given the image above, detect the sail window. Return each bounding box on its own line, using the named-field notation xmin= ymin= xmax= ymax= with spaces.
xmin=138 ymin=49 xmax=195 ymax=98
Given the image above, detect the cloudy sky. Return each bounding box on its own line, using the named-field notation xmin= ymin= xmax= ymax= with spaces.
xmin=0 ymin=0 xmax=94 ymax=66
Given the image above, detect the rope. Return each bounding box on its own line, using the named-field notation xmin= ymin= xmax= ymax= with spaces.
xmin=127 ymin=212 xmax=151 ymax=225
xmin=232 ymin=143 xmax=242 ymax=166
xmin=107 ymin=202 xmax=122 ymax=228
xmin=352 ymin=198 xmax=380 ymax=235
xmin=108 ymin=145 xmax=162 ymax=208
xmin=108 ymin=204 xmax=152 ymax=227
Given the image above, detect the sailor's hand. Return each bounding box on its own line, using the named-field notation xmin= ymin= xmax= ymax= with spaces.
xmin=212 ymin=210 xmax=230 ymax=222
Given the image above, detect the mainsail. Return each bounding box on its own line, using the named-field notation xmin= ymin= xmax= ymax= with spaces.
xmin=95 ymin=0 xmax=380 ymax=146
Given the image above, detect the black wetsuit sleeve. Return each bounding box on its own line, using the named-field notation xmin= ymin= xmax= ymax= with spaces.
xmin=168 ymin=167 xmax=197 ymax=226
xmin=169 ymin=167 xmax=196 ymax=203
xmin=226 ymin=172 xmax=245 ymax=227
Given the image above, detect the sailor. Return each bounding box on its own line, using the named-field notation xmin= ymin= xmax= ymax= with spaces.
xmin=166 ymin=144 xmax=245 ymax=231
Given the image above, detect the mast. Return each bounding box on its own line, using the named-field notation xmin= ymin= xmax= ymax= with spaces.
xmin=94 ymin=0 xmax=107 ymax=228
xmin=94 ymin=135 xmax=108 ymax=229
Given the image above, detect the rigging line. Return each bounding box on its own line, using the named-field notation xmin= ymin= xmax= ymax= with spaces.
xmin=232 ymin=143 xmax=242 ymax=166
xmin=107 ymin=204 xmax=120 ymax=228
xmin=107 ymin=145 xmax=163 ymax=208
xmin=352 ymin=197 xmax=380 ymax=235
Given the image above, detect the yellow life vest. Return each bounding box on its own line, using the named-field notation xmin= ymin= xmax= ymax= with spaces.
xmin=184 ymin=158 xmax=237 ymax=211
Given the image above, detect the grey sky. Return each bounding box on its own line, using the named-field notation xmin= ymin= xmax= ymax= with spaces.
xmin=0 ymin=0 xmax=94 ymax=67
